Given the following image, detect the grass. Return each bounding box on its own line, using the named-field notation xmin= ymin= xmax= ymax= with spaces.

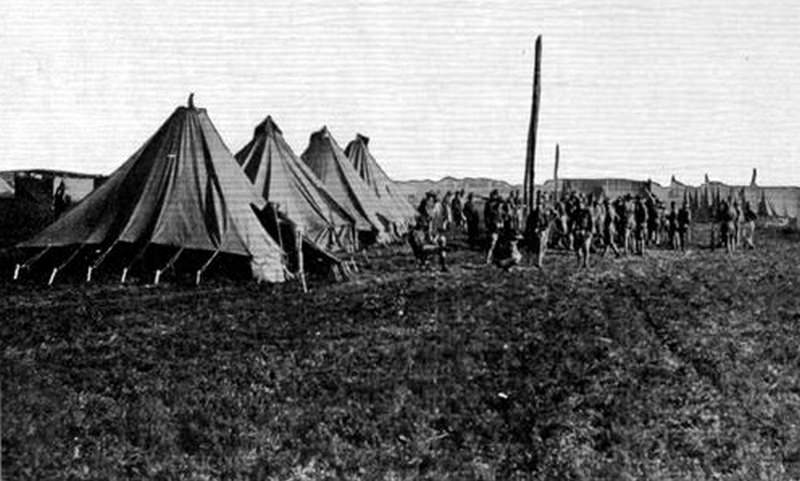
xmin=2 ymin=226 xmax=800 ymax=479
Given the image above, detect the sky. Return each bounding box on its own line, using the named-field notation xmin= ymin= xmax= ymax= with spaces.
xmin=1 ymin=0 xmax=799 ymax=186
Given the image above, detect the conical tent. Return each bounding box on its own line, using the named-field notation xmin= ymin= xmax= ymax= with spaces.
xmin=20 ymin=103 xmax=285 ymax=282
xmin=235 ymin=116 xmax=357 ymax=253
xmin=301 ymin=127 xmax=390 ymax=243
xmin=344 ymin=134 xmax=416 ymax=231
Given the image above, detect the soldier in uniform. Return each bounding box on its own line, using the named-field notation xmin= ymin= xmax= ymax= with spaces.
xmin=719 ymin=200 xmax=735 ymax=254
xmin=463 ymin=192 xmax=480 ymax=248
xmin=633 ymin=195 xmax=648 ymax=255
xmin=572 ymin=197 xmax=594 ymax=268
xmin=600 ymin=198 xmax=621 ymax=258
xmin=733 ymin=200 xmax=743 ymax=249
xmin=408 ymin=215 xmax=448 ymax=272
xmin=484 ymin=192 xmax=505 ymax=264
xmin=677 ymin=200 xmax=692 ymax=252
xmin=665 ymin=201 xmax=679 ymax=249
xmin=526 ymin=192 xmax=552 ymax=268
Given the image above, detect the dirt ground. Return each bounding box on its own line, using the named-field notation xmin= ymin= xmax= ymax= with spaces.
xmin=3 ymin=226 xmax=800 ymax=480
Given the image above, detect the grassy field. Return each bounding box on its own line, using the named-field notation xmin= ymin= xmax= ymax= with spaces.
xmin=3 ymin=227 xmax=800 ymax=480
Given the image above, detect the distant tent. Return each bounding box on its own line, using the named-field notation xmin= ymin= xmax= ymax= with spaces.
xmin=19 ymin=101 xmax=286 ymax=283
xmin=0 ymin=177 xmax=13 ymax=199
xmin=301 ymin=127 xmax=390 ymax=243
xmin=345 ymin=133 xmax=416 ymax=234
xmin=236 ymin=116 xmax=358 ymax=255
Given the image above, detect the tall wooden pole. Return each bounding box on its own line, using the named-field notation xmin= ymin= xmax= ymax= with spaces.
xmin=553 ymin=143 xmax=560 ymax=203
xmin=523 ymin=35 xmax=542 ymax=212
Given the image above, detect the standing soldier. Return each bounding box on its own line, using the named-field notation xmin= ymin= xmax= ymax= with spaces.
xmin=666 ymin=201 xmax=679 ymax=249
xmin=463 ymin=192 xmax=480 ymax=248
xmin=742 ymin=201 xmax=757 ymax=249
xmin=733 ymin=200 xmax=743 ymax=249
xmin=451 ymin=190 xmax=465 ymax=231
xmin=677 ymin=200 xmax=692 ymax=251
xmin=526 ymin=192 xmax=552 ymax=268
xmin=645 ymin=193 xmax=660 ymax=247
xmin=600 ymin=198 xmax=621 ymax=258
xmin=441 ymin=191 xmax=453 ymax=232
xmin=614 ymin=196 xmax=630 ymax=254
xmin=485 ymin=192 xmax=504 ymax=264
xmin=633 ymin=196 xmax=648 ymax=255
xmin=53 ymin=180 xmax=70 ymax=219
xmin=719 ymin=200 xmax=735 ymax=254
xmin=572 ymin=197 xmax=594 ymax=268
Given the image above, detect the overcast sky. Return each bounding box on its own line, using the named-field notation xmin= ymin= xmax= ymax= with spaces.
xmin=2 ymin=0 xmax=799 ymax=186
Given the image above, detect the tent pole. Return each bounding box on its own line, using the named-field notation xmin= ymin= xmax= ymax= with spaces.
xmin=121 ymin=243 xmax=149 ymax=283
xmin=296 ymin=226 xmax=308 ymax=293
xmin=14 ymin=245 xmax=53 ymax=281
xmin=154 ymin=247 xmax=185 ymax=285
xmin=87 ymin=242 xmax=117 ymax=282
xmin=553 ymin=143 xmax=560 ymax=204
xmin=523 ymin=35 xmax=542 ymax=212
xmin=195 ymin=249 xmax=221 ymax=285
xmin=48 ymin=245 xmax=84 ymax=286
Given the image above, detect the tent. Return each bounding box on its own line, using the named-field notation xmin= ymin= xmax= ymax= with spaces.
xmin=18 ymin=99 xmax=286 ymax=283
xmin=301 ymin=127 xmax=391 ymax=243
xmin=344 ymin=133 xmax=416 ymax=235
xmin=236 ymin=116 xmax=357 ymax=253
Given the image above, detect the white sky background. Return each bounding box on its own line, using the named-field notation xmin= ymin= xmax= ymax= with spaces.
xmin=1 ymin=0 xmax=799 ymax=186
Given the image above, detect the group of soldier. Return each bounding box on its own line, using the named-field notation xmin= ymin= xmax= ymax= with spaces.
xmin=408 ymin=186 xmax=759 ymax=272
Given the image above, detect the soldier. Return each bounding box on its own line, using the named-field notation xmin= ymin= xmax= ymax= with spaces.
xmin=451 ymin=190 xmax=465 ymax=230
xmin=493 ymin=215 xmax=524 ymax=270
xmin=645 ymin=193 xmax=660 ymax=247
xmin=633 ymin=195 xmax=648 ymax=255
xmin=666 ymin=201 xmax=678 ymax=249
xmin=572 ymin=197 xmax=594 ymax=268
xmin=677 ymin=200 xmax=692 ymax=251
xmin=441 ymin=191 xmax=453 ymax=231
xmin=742 ymin=201 xmax=757 ymax=249
xmin=591 ymin=195 xmax=606 ymax=251
xmin=719 ymin=200 xmax=735 ymax=254
xmin=600 ymin=198 xmax=621 ymax=257
xmin=408 ymin=215 xmax=447 ymax=272
xmin=526 ymin=192 xmax=552 ymax=268
xmin=463 ymin=192 xmax=480 ymax=248
xmin=733 ymin=200 xmax=743 ymax=249
xmin=485 ymin=194 xmax=505 ymax=264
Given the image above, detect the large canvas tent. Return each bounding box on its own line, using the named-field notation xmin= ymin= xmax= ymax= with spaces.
xmin=18 ymin=100 xmax=286 ymax=283
xmin=301 ymin=127 xmax=391 ymax=243
xmin=344 ymin=133 xmax=416 ymax=235
xmin=235 ymin=116 xmax=357 ymax=254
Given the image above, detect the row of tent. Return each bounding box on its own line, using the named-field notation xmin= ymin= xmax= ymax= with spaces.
xmin=15 ymin=98 xmax=416 ymax=284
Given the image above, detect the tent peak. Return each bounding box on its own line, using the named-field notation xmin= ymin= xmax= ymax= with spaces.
xmin=254 ymin=115 xmax=283 ymax=136
xmin=187 ymin=93 xmax=195 ymax=109
xmin=355 ymin=133 xmax=370 ymax=146
xmin=310 ymin=126 xmax=334 ymax=142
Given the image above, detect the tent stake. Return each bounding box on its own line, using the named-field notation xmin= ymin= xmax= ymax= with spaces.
xmin=195 ymin=249 xmax=221 ymax=285
xmin=121 ymin=243 xmax=150 ymax=283
xmin=48 ymin=245 xmax=84 ymax=286
xmin=154 ymin=247 xmax=184 ymax=285
xmin=87 ymin=242 xmax=118 ymax=282
xmin=14 ymin=245 xmax=53 ymax=280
